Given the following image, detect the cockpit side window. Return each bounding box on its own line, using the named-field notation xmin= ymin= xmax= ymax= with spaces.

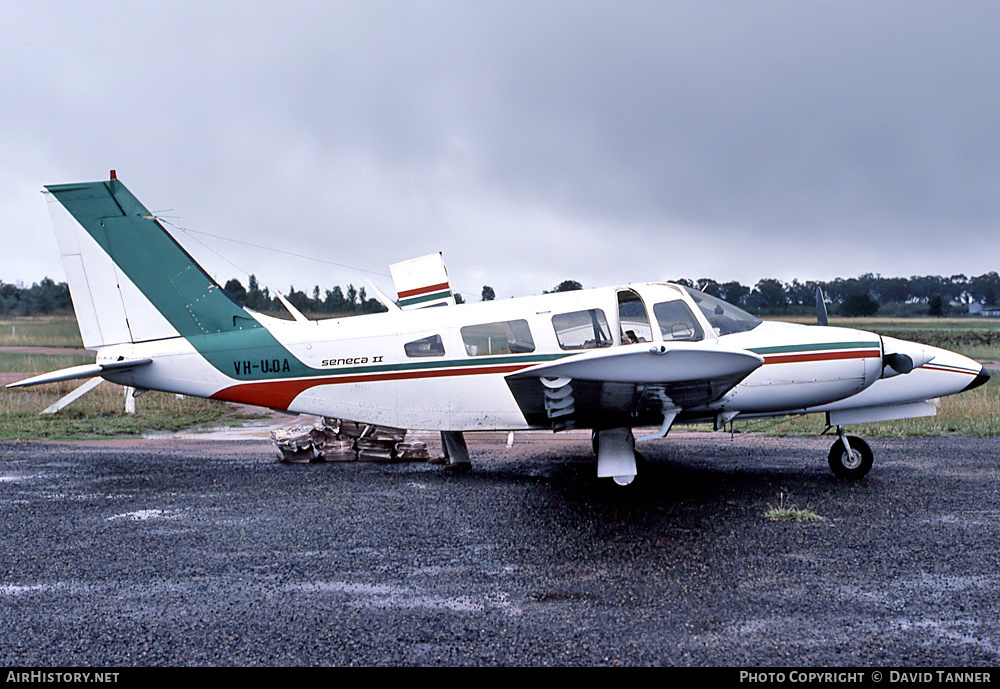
xmin=617 ymin=290 xmax=652 ymax=344
xmin=653 ymin=300 xmax=704 ymax=341
xmin=461 ymin=319 xmax=535 ymax=356
xmin=552 ymin=309 xmax=613 ymax=350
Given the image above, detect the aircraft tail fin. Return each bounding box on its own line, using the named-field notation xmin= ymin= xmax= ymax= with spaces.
xmin=389 ymin=253 xmax=457 ymax=309
xmin=45 ymin=174 xmax=259 ymax=349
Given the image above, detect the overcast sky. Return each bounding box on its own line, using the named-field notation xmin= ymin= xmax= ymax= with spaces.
xmin=3 ymin=2 xmax=999 ymax=302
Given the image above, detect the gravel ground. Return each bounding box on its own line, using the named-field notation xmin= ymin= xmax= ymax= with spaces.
xmin=1 ymin=430 xmax=998 ymax=667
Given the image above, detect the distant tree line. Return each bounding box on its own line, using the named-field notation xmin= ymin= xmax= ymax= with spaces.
xmin=0 ymin=278 xmax=73 ymax=315
xmin=222 ymin=274 xmax=388 ymax=315
xmin=666 ymin=272 xmax=1000 ymax=317
xmin=518 ymin=273 xmax=1000 ymax=317
xmin=4 ymin=271 xmax=999 ymax=318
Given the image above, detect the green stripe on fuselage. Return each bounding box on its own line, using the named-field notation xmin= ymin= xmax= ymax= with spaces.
xmin=749 ymin=341 xmax=880 ymax=355
xmin=298 ymin=352 xmax=566 ymax=378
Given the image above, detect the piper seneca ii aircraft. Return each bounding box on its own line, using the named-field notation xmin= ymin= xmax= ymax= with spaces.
xmin=11 ymin=174 xmax=990 ymax=485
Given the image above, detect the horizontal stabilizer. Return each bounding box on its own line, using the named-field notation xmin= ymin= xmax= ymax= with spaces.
xmin=6 ymin=358 xmax=153 ymax=388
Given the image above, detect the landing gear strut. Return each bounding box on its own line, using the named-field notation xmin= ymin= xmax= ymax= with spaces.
xmin=828 ymin=427 xmax=873 ymax=479
xmin=593 ymin=428 xmax=641 ymax=486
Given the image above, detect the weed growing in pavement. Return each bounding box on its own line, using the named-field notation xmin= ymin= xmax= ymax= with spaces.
xmin=765 ymin=492 xmax=824 ymax=522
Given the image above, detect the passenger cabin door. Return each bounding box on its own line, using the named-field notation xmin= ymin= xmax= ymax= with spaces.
xmin=621 ymin=285 xmax=706 ymax=345
xmin=617 ymin=289 xmax=653 ymax=345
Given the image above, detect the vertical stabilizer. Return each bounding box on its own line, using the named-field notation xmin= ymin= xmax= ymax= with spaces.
xmin=389 ymin=252 xmax=456 ymax=309
xmin=45 ymin=176 xmax=260 ymax=349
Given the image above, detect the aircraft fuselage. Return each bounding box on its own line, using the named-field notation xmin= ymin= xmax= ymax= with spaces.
xmin=97 ymin=282 xmax=986 ymax=433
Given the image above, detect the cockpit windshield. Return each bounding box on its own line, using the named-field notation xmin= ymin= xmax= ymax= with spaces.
xmin=683 ymin=287 xmax=762 ymax=336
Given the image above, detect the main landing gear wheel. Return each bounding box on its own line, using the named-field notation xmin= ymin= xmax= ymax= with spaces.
xmin=828 ymin=435 xmax=873 ymax=479
xmin=593 ymin=428 xmax=644 ymax=486
xmin=611 ymin=453 xmax=645 ymax=486
xmin=611 ymin=452 xmax=646 ymax=488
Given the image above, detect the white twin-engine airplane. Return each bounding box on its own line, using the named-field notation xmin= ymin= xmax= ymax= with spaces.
xmin=10 ymin=175 xmax=990 ymax=485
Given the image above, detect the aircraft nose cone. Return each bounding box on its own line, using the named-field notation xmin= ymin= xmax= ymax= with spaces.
xmin=963 ymin=366 xmax=991 ymax=392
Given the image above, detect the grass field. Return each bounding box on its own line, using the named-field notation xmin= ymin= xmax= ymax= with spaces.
xmin=731 ymin=376 xmax=1000 ymax=438
xmin=0 ymin=314 xmax=996 ymax=440
xmin=1 ymin=382 xmax=263 ymax=440
xmin=0 ymin=314 xmax=263 ymax=439
xmin=754 ymin=315 xmax=1000 ymax=437
xmin=0 ymin=315 xmax=83 ymax=348
xmin=778 ymin=315 xmax=1000 ymax=362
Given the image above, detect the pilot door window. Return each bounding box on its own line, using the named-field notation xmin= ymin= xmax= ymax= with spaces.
xmin=461 ymin=320 xmax=535 ymax=356
xmin=617 ymin=290 xmax=652 ymax=344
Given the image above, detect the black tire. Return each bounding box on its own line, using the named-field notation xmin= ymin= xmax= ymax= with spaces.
xmin=609 ymin=452 xmax=646 ymax=486
xmin=828 ymin=435 xmax=873 ymax=479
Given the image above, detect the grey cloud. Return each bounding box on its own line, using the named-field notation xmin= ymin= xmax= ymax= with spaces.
xmin=2 ymin=2 xmax=999 ymax=299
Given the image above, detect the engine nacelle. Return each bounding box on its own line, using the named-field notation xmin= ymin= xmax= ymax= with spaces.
xmin=880 ymin=336 xmax=935 ymax=378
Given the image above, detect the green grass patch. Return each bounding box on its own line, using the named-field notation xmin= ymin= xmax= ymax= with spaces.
xmin=0 ymin=315 xmax=83 ymax=348
xmin=1 ymin=388 xmax=264 ymax=440
xmin=0 ymin=352 xmax=94 ymax=373
xmin=1 ymin=350 xmax=265 ymax=439
xmin=777 ymin=316 xmax=1000 ymax=362
xmin=765 ymin=493 xmax=824 ymax=522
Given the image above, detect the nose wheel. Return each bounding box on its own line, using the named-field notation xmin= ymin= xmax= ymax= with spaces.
xmin=828 ymin=430 xmax=873 ymax=479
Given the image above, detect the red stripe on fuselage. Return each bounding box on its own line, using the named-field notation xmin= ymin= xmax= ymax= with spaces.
xmin=212 ymin=347 xmax=885 ymax=409
xmin=922 ymin=363 xmax=979 ymax=376
xmin=210 ymin=363 xmax=530 ymax=409
xmin=762 ymin=349 xmax=881 ymax=365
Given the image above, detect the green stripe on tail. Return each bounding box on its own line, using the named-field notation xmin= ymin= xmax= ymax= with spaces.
xmin=46 ymin=179 xmax=315 ymax=383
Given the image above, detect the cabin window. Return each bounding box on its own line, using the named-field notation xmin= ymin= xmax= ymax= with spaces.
xmin=404 ymin=334 xmax=445 ymax=357
xmin=552 ymin=309 xmax=613 ymax=350
xmin=617 ymin=290 xmax=652 ymax=344
xmin=461 ymin=319 xmax=535 ymax=356
xmin=653 ymin=300 xmax=704 ymax=341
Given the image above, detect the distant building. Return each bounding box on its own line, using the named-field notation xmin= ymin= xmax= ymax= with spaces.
xmin=969 ymin=301 xmax=1000 ymax=317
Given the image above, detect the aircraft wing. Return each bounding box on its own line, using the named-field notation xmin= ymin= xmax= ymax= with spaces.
xmin=505 ymin=344 xmax=763 ymax=429
xmin=6 ymin=358 xmax=153 ymax=388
